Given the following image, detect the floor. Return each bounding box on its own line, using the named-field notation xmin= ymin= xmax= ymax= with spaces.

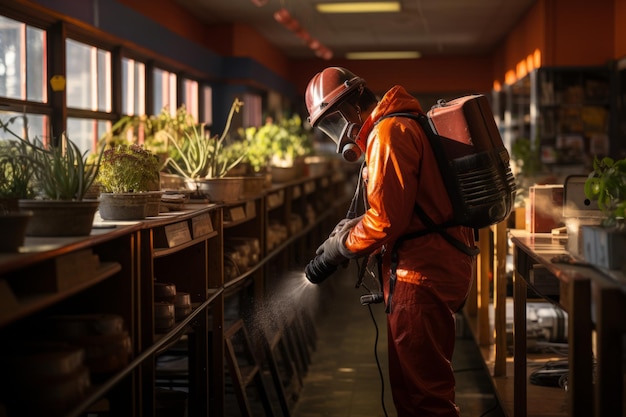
xmin=284 ymin=263 xmax=507 ymax=417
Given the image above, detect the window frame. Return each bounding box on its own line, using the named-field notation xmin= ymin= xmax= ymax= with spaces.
xmin=0 ymin=2 xmax=217 ymax=153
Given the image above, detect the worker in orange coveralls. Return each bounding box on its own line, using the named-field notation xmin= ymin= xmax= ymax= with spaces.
xmin=303 ymin=67 xmax=477 ymax=417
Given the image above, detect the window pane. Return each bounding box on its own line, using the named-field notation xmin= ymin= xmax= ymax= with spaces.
xmin=153 ymin=67 xmax=176 ymax=115
xmin=201 ymin=85 xmax=212 ymax=125
xmin=182 ymin=78 xmax=198 ymax=121
xmin=121 ymin=57 xmax=145 ymax=115
xmin=66 ymin=39 xmax=111 ymax=112
xmin=67 ymin=117 xmax=110 ymax=155
xmin=97 ymin=49 xmax=111 ymax=112
xmin=26 ymin=25 xmax=46 ymax=102
xmin=0 ymin=16 xmax=45 ymax=102
xmin=0 ymin=111 xmax=49 ymax=143
xmin=242 ymin=93 xmax=262 ymax=127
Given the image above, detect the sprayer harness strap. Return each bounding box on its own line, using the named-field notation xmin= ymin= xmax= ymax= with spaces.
xmin=377 ymin=112 xmax=480 ymax=258
xmin=385 ymin=216 xmax=478 ymax=313
xmin=378 ymin=112 xmax=480 ymax=314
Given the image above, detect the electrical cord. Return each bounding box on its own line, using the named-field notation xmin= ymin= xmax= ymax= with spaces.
xmin=365 ymin=300 xmax=390 ymax=417
xmin=479 ymin=401 xmax=502 ymax=417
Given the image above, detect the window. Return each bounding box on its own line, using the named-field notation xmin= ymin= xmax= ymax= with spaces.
xmin=201 ymin=85 xmax=212 ymax=125
xmin=0 ymin=15 xmax=46 ymax=103
xmin=182 ymin=77 xmax=198 ymax=121
xmin=66 ymin=117 xmax=109 ymax=153
xmin=66 ymin=39 xmax=111 ymax=112
xmin=121 ymin=57 xmax=146 ymax=116
xmin=0 ymin=111 xmax=49 ymax=144
xmin=242 ymin=93 xmax=262 ymax=127
xmin=153 ymin=67 xmax=176 ymax=116
xmin=65 ymin=39 xmax=112 ymax=153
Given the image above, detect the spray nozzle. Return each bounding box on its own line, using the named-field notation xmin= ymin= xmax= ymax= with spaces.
xmin=360 ymin=292 xmax=384 ymax=306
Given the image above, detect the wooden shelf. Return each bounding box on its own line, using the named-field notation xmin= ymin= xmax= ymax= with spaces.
xmin=0 ymin=170 xmax=350 ymax=417
xmin=0 ymin=261 xmax=121 ymax=327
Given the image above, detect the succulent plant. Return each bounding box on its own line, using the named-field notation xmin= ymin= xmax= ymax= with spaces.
xmin=164 ymin=98 xmax=246 ymax=179
xmin=0 ymin=117 xmax=102 ymax=201
xmin=97 ymin=143 xmax=160 ymax=193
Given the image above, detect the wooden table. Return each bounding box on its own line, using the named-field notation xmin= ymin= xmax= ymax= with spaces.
xmin=510 ymin=230 xmax=625 ymax=417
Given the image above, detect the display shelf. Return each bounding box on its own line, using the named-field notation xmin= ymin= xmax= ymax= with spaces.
xmin=499 ymin=65 xmax=616 ymax=184
xmin=0 ymin=170 xmax=348 ymax=417
xmin=0 ymin=261 xmax=121 ymax=327
xmin=153 ymin=232 xmax=218 ymax=258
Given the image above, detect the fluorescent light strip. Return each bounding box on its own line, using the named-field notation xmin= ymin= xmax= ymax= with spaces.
xmin=316 ymin=2 xmax=400 ymax=13
xmin=346 ymin=51 xmax=421 ymax=60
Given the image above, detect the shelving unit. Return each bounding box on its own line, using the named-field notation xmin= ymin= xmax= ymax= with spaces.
xmin=0 ymin=170 xmax=351 ymax=417
xmin=500 ymin=65 xmax=615 ymax=184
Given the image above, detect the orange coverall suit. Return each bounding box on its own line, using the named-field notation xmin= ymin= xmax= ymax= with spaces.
xmin=345 ymin=85 xmax=476 ymax=416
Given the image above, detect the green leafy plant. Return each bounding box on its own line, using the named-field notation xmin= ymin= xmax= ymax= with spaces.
xmin=0 ymin=139 xmax=38 ymax=200
xmin=98 ymin=144 xmax=160 ymax=193
xmin=510 ymin=135 xmax=543 ymax=205
xmin=164 ymin=98 xmax=246 ymax=179
xmin=100 ymin=105 xmax=195 ymax=157
xmin=242 ymin=113 xmax=313 ymax=169
xmin=584 ymin=156 xmax=626 ymax=226
xmin=34 ymin=134 xmax=103 ymax=200
xmin=0 ymin=117 xmax=102 ymax=201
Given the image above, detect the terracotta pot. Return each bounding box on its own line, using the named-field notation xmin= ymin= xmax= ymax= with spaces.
xmin=242 ymin=175 xmax=268 ymax=198
xmin=270 ymin=166 xmax=299 ymax=183
xmin=0 ymin=211 xmax=32 ymax=251
xmin=98 ymin=193 xmax=148 ymax=220
xmin=145 ymin=191 xmax=164 ymax=217
xmin=18 ymin=200 xmax=99 ymax=237
xmin=185 ymin=177 xmax=244 ymax=203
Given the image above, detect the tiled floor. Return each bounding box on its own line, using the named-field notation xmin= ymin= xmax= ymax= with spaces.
xmin=289 ymin=263 xmax=507 ymax=417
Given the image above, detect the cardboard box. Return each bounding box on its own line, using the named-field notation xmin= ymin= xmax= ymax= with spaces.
xmin=526 ymin=185 xmax=564 ymax=233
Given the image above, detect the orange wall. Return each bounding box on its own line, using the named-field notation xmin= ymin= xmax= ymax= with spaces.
xmin=289 ymin=56 xmax=494 ymax=97
xmin=117 ymin=0 xmax=493 ymax=96
xmin=547 ymin=0 xmax=613 ymax=66
xmin=492 ymin=0 xmax=617 ymax=87
xmin=616 ymin=0 xmax=626 ymax=58
xmin=491 ymin=0 xmax=546 ymax=87
xmin=117 ymin=0 xmax=292 ymax=80
xmin=118 ymin=0 xmax=622 ymax=94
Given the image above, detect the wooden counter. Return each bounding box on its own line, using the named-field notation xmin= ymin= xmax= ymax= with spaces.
xmin=510 ymin=231 xmax=625 ymax=417
xmin=466 ymin=227 xmax=625 ymax=417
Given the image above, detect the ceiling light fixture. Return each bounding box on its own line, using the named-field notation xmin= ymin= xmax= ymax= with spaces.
xmin=274 ymin=8 xmax=333 ymax=60
xmin=346 ymin=51 xmax=421 ymax=60
xmin=316 ymin=2 xmax=401 ymax=13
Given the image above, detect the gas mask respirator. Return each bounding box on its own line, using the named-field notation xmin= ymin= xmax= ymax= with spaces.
xmin=317 ymin=110 xmax=363 ymax=163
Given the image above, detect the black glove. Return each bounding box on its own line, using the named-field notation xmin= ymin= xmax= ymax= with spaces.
xmin=305 ymin=217 xmax=360 ymax=284
xmin=328 ymin=215 xmax=363 ymax=238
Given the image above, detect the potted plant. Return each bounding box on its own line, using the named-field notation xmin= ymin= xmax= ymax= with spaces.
xmin=0 ymin=137 xmax=38 ymax=209
xmin=242 ymin=113 xmax=313 ymax=183
xmin=97 ymin=143 xmax=161 ymax=220
xmin=0 ymin=138 xmax=37 ymax=250
xmin=582 ymin=156 xmax=626 ymax=270
xmin=163 ymin=98 xmax=247 ymax=203
xmin=0 ymin=117 xmax=104 ymax=237
xmin=584 ymin=156 xmax=626 ymax=225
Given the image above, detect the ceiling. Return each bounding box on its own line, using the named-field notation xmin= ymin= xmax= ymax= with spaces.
xmin=174 ymin=0 xmax=537 ymax=60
